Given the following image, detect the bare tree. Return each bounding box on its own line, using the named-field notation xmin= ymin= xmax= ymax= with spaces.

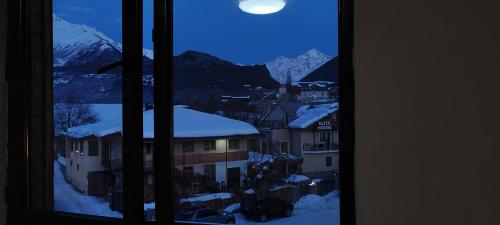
xmin=54 ymin=91 xmax=99 ymax=135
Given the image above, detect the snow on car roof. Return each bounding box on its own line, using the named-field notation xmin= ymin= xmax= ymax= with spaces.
xmin=288 ymin=103 xmax=339 ymax=129
xmin=65 ymin=105 xmax=259 ymax=139
xmin=180 ymin=193 xmax=233 ymax=203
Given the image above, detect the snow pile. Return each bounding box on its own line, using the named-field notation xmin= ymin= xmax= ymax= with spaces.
xmin=286 ymin=174 xmax=310 ymax=183
xmin=244 ymin=189 xmax=255 ymax=194
xmin=289 ymin=103 xmax=339 ymax=129
xmin=53 ymin=161 xmax=122 ymax=218
xmin=294 ymin=194 xmax=329 ymax=211
xmin=224 ymin=203 xmax=240 ymax=213
xmin=65 ymin=105 xmax=259 ymax=139
xmin=270 ymin=184 xmax=295 ymax=191
xmin=180 ymin=193 xmax=233 ymax=203
xmin=57 ymin=154 xmax=67 ymax=166
xmin=247 ymin=151 xmax=274 ymax=163
xmin=234 ymin=190 xmax=340 ymax=225
xmin=266 ymin=49 xmax=332 ymax=84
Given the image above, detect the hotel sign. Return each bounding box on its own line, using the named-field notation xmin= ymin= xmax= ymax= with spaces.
xmin=317 ymin=120 xmax=332 ymax=130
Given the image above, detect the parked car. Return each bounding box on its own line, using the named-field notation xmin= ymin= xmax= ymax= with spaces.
xmin=175 ymin=206 xmax=236 ymax=224
xmin=241 ymin=197 xmax=294 ymax=222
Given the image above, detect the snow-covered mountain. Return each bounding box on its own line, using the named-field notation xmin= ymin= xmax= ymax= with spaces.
xmin=53 ymin=14 xmax=152 ymax=69
xmin=266 ymin=49 xmax=333 ymax=84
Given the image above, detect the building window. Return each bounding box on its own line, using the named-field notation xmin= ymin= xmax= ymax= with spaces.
xmin=88 ymin=140 xmax=99 ymax=156
xmin=203 ymin=140 xmax=216 ymax=151
xmin=280 ymin=141 xmax=289 ymax=154
xmin=320 ymin=130 xmax=331 ymax=143
xmin=326 ymin=156 xmax=333 ymax=167
xmin=183 ymin=141 xmax=194 ymax=153
xmin=228 ymin=139 xmax=240 ymax=149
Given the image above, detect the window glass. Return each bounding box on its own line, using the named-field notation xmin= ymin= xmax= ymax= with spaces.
xmin=229 ymin=139 xmax=240 ymax=150
xmin=53 ymin=0 xmax=123 ymax=218
xmin=204 ymin=140 xmax=216 ymax=151
xmin=173 ymin=0 xmax=340 ymax=224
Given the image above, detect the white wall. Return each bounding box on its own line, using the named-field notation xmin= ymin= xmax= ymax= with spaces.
xmin=0 ymin=0 xmax=7 ymax=222
xmin=355 ymin=0 xmax=500 ymax=224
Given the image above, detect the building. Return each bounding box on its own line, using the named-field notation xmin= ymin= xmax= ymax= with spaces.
xmin=172 ymin=105 xmax=260 ymax=194
xmin=63 ymin=105 xmax=260 ymax=204
xmin=257 ymin=101 xmax=303 ymax=154
xmin=289 ymin=103 xmax=340 ymax=178
xmin=295 ymin=81 xmax=337 ymax=103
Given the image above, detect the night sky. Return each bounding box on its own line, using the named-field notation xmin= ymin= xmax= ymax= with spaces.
xmin=54 ymin=0 xmax=338 ymax=64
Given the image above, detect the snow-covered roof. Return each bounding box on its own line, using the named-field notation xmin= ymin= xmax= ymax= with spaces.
xmin=288 ymin=103 xmax=339 ymax=129
xmin=65 ymin=105 xmax=259 ymax=139
xmin=173 ymin=105 xmax=259 ymax=138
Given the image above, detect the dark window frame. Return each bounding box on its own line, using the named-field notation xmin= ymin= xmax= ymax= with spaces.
xmin=5 ymin=0 xmax=355 ymax=225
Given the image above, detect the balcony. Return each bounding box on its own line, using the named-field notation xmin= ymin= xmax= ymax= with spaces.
xmin=102 ymin=159 xmax=155 ymax=172
xmin=144 ymin=160 xmax=154 ymax=172
xmin=303 ymin=143 xmax=339 ymax=152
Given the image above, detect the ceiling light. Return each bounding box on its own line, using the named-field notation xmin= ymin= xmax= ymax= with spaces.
xmin=239 ymin=0 xmax=287 ymax=15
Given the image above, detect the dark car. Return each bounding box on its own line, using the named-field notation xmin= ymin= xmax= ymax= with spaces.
xmin=241 ymin=197 xmax=294 ymax=222
xmin=175 ymin=206 xmax=236 ymax=224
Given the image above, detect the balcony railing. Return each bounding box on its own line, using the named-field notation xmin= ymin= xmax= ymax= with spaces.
xmin=303 ymin=143 xmax=339 ymax=152
xmin=102 ymin=159 xmax=155 ymax=172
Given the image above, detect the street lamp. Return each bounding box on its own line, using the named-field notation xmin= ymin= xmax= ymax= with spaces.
xmin=239 ymin=0 xmax=287 ymax=15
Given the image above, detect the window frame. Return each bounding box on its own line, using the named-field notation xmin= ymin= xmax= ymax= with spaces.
xmin=5 ymin=0 xmax=355 ymax=225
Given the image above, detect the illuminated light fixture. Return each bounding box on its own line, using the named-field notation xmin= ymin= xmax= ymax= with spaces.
xmin=239 ymin=0 xmax=287 ymax=15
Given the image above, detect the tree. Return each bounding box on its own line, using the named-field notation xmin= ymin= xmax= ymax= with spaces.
xmin=54 ymin=92 xmax=99 ymax=135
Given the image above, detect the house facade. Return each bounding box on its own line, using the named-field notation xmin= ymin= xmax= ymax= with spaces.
xmin=289 ymin=103 xmax=340 ymax=178
xmin=64 ymin=106 xmax=260 ymax=203
xmin=256 ymin=102 xmax=340 ymax=179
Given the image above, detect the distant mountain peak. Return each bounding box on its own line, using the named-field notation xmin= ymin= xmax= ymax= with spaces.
xmin=265 ymin=49 xmax=332 ymax=84
xmin=53 ymin=14 xmax=153 ymax=68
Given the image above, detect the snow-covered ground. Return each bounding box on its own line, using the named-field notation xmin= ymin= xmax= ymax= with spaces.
xmin=234 ymin=191 xmax=339 ymax=225
xmin=53 ymin=161 xmax=122 ymax=218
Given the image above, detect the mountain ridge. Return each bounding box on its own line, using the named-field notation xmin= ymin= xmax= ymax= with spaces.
xmin=265 ymin=49 xmax=333 ymax=84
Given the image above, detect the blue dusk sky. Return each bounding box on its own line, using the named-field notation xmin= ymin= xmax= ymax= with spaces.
xmin=54 ymin=0 xmax=338 ymax=64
